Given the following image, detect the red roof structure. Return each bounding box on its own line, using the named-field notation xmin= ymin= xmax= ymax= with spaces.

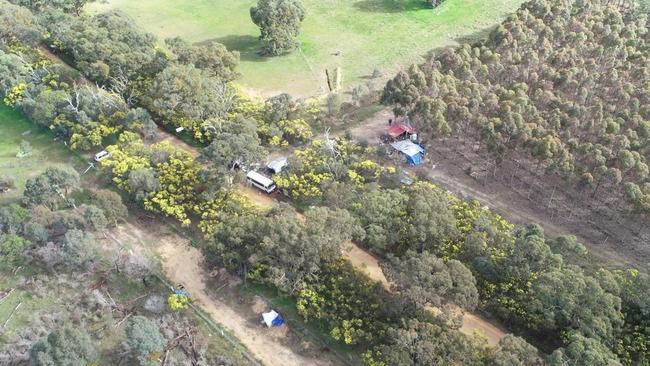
xmin=385 ymin=123 xmax=415 ymax=138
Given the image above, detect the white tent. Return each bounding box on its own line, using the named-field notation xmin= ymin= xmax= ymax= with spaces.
xmin=267 ymin=157 xmax=288 ymax=174
xmin=262 ymin=310 xmax=280 ymax=327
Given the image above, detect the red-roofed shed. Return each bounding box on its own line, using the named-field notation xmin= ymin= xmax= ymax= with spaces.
xmin=385 ymin=123 xmax=415 ymax=139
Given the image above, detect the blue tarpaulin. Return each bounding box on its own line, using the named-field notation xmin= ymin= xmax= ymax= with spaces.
xmin=271 ymin=314 xmax=285 ymax=327
xmin=390 ymin=140 xmax=425 ymax=166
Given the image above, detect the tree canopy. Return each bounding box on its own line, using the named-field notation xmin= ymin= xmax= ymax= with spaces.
xmin=250 ymin=0 xmax=306 ymax=56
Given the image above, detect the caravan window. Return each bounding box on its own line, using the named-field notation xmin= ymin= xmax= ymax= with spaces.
xmin=246 ymin=171 xmax=276 ymax=193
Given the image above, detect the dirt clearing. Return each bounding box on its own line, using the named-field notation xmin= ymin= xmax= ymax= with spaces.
xmin=348 ymin=108 xmax=393 ymax=143
xmin=238 ymin=185 xmax=278 ymax=211
xmin=111 ymin=221 xmax=337 ymax=366
xmin=461 ymin=312 xmax=506 ymax=347
xmin=342 ymin=242 xmax=390 ymax=289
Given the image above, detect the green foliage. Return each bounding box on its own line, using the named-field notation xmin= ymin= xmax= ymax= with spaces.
xmin=250 ymin=204 xmax=361 ymax=293
xmin=125 ymin=315 xmax=166 ymax=366
xmin=297 ymin=258 xmax=388 ymax=345
xmin=143 ymin=143 xmax=200 ymax=226
xmin=382 ymin=0 xmax=650 ymax=216
xmin=0 ymin=233 xmax=28 ymax=268
xmin=275 ymin=138 xmax=393 ymax=204
xmin=250 ymin=0 xmax=306 ymax=56
xmin=370 ymin=319 xmax=488 ymax=366
xmin=0 ymin=203 xmax=28 ymax=234
xmin=9 ymin=0 xmax=96 ymax=15
xmin=23 ymin=166 xmax=79 ymax=208
xmin=199 ymin=116 xmax=266 ymax=177
xmin=386 ymin=250 xmax=479 ymax=311
xmin=127 ymin=168 xmax=159 ymax=202
xmin=16 ymin=139 xmax=32 ymax=158
xmin=194 ymin=189 xmax=257 ymax=238
xmin=144 ymin=64 xmax=234 ymax=139
xmin=491 ymin=335 xmax=543 ymax=366
xmin=30 ymin=327 xmax=99 ymax=366
xmin=83 ymin=204 xmax=107 ymax=231
xmin=167 ymin=293 xmax=189 ymax=311
xmin=44 ymin=9 xmax=162 ymax=83
xmin=166 ymin=37 xmax=240 ymax=81
xmin=549 ymin=332 xmax=623 ymax=366
xmin=92 ymin=189 xmax=128 ymax=227
xmin=61 ymin=229 xmax=96 ymax=268
xmin=0 ymin=175 xmax=15 ymax=192
xmin=0 ymin=0 xmax=43 ymax=45
xmin=103 ymin=134 xmax=201 ymax=226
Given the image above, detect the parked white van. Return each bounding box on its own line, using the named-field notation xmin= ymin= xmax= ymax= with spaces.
xmin=246 ymin=171 xmax=276 ymax=194
xmin=94 ymin=150 xmax=110 ymax=162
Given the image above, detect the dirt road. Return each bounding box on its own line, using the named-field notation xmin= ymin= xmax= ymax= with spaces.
xmin=158 ymin=240 xmax=335 ymax=366
xmin=111 ymin=222 xmax=337 ymax=366
xmin=343 ymin=242 xmax=506 ymax=346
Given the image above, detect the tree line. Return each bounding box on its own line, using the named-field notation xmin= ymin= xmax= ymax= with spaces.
xmin=1 ymin=0 xmax=649 ymax=365
xmin=382 ymin=0 xmax=650 ymax=220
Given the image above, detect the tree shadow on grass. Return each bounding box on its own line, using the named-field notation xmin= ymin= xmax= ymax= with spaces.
xmin=354 ymin=0 xmax=431 ymax=13
xmin=454 ymin=24 xmax=499 ymax=46
xmin=200 ymin=34 xmax=269 ymax=63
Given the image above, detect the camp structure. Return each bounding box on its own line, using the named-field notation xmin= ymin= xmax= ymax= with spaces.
xmin=266 ymin=157 xmax=288 ymax=175
xmin=262 ymin=310 xmax=285 ymax=327
xmin=390 ymin=140 xmax=425 ymax=165
xmin=385 ymin=122 xmax=415 ymax=141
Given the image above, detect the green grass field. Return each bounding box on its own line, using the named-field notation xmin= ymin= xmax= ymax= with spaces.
xmin=89 ymin=0 xmax=524 ymax=97
xmin=0 ymin=104 xmax=83 ymax=205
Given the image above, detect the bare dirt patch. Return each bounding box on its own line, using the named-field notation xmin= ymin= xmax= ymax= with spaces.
xmin=238 ymin=185 xmax=278 ymax=211
xmin=461 ymin=312 xmax=506 ymax=347
xmin=348 ymin=108 xmax=393 ymax=143
xmin=156 ymin=129 xmax=201 ymax=157
xmin=342 ymin=242 xmax=390 ymax=289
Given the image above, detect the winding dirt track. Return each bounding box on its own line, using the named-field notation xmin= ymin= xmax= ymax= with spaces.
xmin=343 ymin=242 xmax=506 ymax=346
xmin=111 ymin=223 xmax=336 ymax=366
xmin=158 ymin=240 xmax=334 ymax=366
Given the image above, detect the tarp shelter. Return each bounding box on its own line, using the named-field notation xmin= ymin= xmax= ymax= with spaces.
xmin=391 ymin=140 xmax=425 ymax=165
xmin=267 ymin=157 xmax=288 ymax=174
xmin=385 ymin=123 xmax=415 ymax=139
xmin=262 ymin=310 xmax=285 ymax=327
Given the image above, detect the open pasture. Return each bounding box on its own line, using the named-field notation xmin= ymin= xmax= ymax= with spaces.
xmin=89 ymin=0 xmax=525 ymax=97
xmin=0 ymin=104 xmax=82 ymax=205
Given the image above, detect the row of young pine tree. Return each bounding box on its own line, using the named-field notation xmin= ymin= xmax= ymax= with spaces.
xmin=383 ymin=0 xmax=650 ymax=217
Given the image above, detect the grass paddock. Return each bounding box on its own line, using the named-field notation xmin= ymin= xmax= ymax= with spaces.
xmin=89 ymin=0 xmax=524 ymax=97
xmin=0 ymin=104 xmax=83 ymax=205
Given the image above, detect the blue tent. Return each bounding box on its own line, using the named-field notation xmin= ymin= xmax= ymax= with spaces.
xmin=390 ymin=140 xmax=425 ymax=166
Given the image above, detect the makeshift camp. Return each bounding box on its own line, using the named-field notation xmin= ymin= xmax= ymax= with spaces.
xmin=390 ymin=140 xmax=425 ymax=165
xmin=266 ymin=157 xmax=288 ymax=174
xmin=385 ymin=123 xmax=415 ymax=140
xmin=262 ymin=310 xmax=285 ymax=327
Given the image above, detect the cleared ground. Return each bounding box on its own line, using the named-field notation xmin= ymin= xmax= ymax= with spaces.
xmin=0 ymin=104 xmax=83 ymax=205
xmin=89 ymin=0 xmax=525 ymax=97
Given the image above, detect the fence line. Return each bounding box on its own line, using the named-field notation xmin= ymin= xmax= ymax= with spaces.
xmin=152 ymin=273 xmax=263 ymax=366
